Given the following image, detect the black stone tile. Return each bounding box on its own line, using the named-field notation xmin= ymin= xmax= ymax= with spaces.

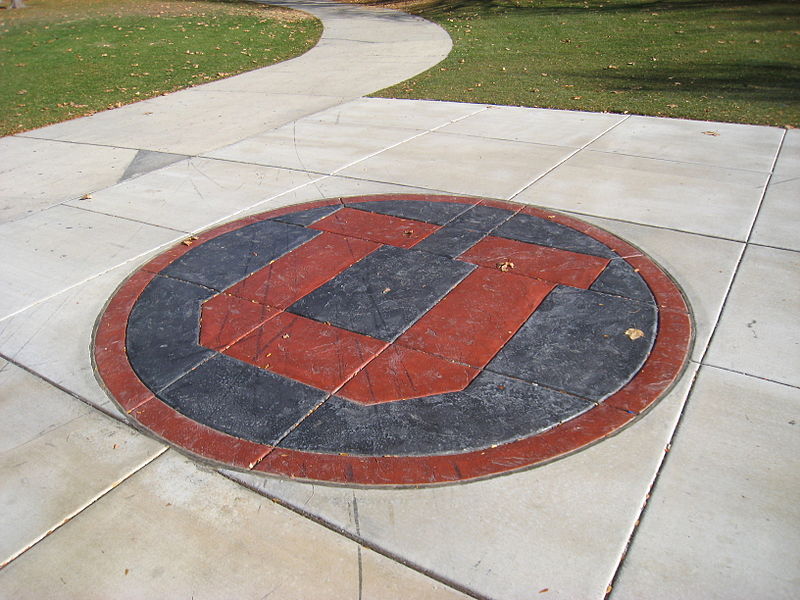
xmin=487 ymin=285 xmax=657 ymax=401
xmin=159 ymin=354 xmax=328 ymax=445
xmin=271 ymin=205 xmax=341 ymax=226
xmin=591 ymin=259 xmax=655 ymax=303
xmin=344 ymin=199 xmax=473 ymax=225
xmin=161 ymin=220 xmax=318 ymax=290
xmin=281 ymin=371 xmax=592 ymax=456
xmin=448 ymin=204 xmax=515 ymax=233
xmin=412 ymin=226 xmax=487 ymax=258
xmin=288 ymin=245 xmax=474 ymax=341
xmin=127 ymin=275 xmax=216 ymax=392
xmin=493 ymin=213 xmax=618 ymax=258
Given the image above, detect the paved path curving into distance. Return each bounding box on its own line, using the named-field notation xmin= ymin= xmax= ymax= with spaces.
xmin=1 ymin=0 xmax=451 ymax=219
xmin=0 ymin=2 xmax=796 ymax=599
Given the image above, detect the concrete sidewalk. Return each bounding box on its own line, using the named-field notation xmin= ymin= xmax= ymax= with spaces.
xmin=0 ymin=1 xmax=797 ymax=598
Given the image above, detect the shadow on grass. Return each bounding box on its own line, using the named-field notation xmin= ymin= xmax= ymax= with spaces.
xmin=572 ymin=61 xmax=800 ymax=104
xmin=356 ymin=0 xmax=800 ymax=19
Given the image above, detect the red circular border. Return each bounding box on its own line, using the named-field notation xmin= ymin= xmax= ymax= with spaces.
xmin=93 ymin=195 xmax=693 ymax=486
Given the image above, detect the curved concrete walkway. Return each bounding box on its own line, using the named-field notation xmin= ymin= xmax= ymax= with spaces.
xmin=1 ymin=0 xmax=451 ymax=221
xmin=0 ymin=2 xmax=798 ymax=599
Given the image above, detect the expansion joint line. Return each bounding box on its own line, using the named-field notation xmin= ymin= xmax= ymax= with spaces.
xmin=605 ymin=128 xmax=788 ymax=598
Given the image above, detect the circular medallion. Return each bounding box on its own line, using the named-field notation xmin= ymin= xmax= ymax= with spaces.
xmin=94 ymin=194 xmax=692 ymax=486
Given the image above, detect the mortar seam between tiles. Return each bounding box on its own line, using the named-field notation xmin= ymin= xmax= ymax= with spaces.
xmin=14 ymin=134 xmax=156 ymax=154
xmin=0 ymin=352 xmax=131 ymax=422
xmin=198 ymin=99 xmax=358 ymax=157
xmin=328 ymin=104 xmax=491 ymax=176
xmin=508 ymin=114 xmax=632 ymax=200
xmin=66 ymin=204 xmax=190 ymax=234
xmin=605 ymin=129 xmax=787 ymax=598
xmin=581 ymin=147 xmax=780 ymax=175
xmin=194 ymin=153 xmax=334 ymax=177
xmin=747 ymin=240 xmax=800 ymax=254
xmin=603 ymin=365 xmax=701 ymax=599
xmin=221 ymin=472 xmax=490 ymax=600
xmin=194 ymin=156 xmax=483 ymax=198
xmin=694 ymin=363 xmax=799 ymax=391
xmin=186 ymin=173 xmax=331 ymax=232
xmin=0 ymin=446 xmax=168 ymax=570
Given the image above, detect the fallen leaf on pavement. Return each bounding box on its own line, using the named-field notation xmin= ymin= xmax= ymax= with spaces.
xmin=625 ymin=328 xmax=645 ymax=340
xmin=497 ymin=260 xmax=515 ymax=272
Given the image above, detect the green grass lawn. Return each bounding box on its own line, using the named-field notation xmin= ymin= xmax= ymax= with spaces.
xmin=368 ymin=0 xmax=799 ymax=127
xmin=0 ymin=0 xmax=321 ymax=136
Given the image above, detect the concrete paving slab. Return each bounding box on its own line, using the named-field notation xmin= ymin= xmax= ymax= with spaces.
xmin=205 ymin=120 xmax=427 ymax=174
xmin=360 ymin=550 xmax=472 ymax=599
xmin=0 ymin=0 xmax=794 ymax=595
xmin=587 ymin=114 xmax=784 ymax=172
xmin=613 ymin=367 xmax=800 ymax=599
xmin=0 ymin=137 xmax=137 ymax=224
xmin=186 ymin=66 xmax=352 ymax=95
xmin=704 ymin=244 xmax=800 ymax=387
xmin=338 ymin=131 xmax=574 ymax=198
xmin=240 ymin=176 xmax=451 ymax=217
xmin=0 ymin=205 xmax=180 ymax=321
xmin=119 ymin=150 xmax=190 ymax=182
xmin=224 ymin=363 xmax=698 ymax=600
xmin=304 ymin=98 xmax=485 ymax=130
xmin=67 ymin=157 xmax=320 ymax=232
xmin=13 ymin=0 xmax=452 ymax=157
xmin=193 ymin=60 xmax=434 ymax=99
xmin=0 ymin=358 xmax=89 ymax=455
xmin=750 ymin=129 xmax=799 ymax=251
xmin=439 ymin=105 xmax=626 ymax=148
xmin=515 ymin=150 xmax=769 ymax=240
xmin=0 ymin=260 xmax=155 ymax=415
xmin=578 ymin=215 xmax=743 ymax=360
xmin=0 ymin=451 xmax=469 ymax=600
xmin=0 ymin=361 xmax=165 ymax=567
xmin=20 ymin=92 xmax=348 ymax=156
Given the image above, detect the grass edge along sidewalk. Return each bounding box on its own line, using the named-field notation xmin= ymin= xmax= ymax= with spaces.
xmin=0 ymin=0 xmax=322 ymax=136
xmin=365 ymin=0 xmax=799 ymax=128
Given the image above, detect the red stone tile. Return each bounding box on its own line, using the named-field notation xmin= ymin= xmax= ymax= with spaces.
xmin=397 ymin=268 xmax=554 ymax=367
xmin=98 ymin=193 xmax=694 ymax=487
xmin=224 ymin=312 xmax=387 ymax=392
xmin=338 ymin=345 xmax=480 ymax=405
xmin=605 ymin=310 xmax=693 ymax=414
xmin=132 ymin=398 xmax=271 ymax=469
xmin=199 ymin=293 xmax=280 ymax=351
xmin=254 ymin=448 xmax=379 ymax=484
xmin=258 ymin=403 xmax=635 ymax=485
xmin=224 ymin=232 xmax=379 ymax=309
xmin=310 ymin=207 xmax=440 ymax=248
xmin=93 ymin=269 xmax=158 ymax=412
xmin=458 ymin=236 xmax=609 ymax=289
xmin=521 ymin=205 xmax=642 ymax=258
